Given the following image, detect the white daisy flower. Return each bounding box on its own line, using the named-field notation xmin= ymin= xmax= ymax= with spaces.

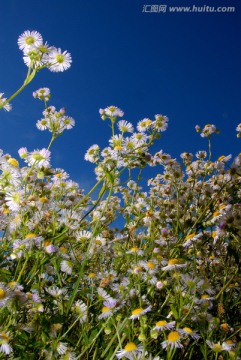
xmin=116 ymin=342 xmax=143 ymax=359
xmin=117 ymin=120 xmax=134 ymax=133
xmin=98 ymin=306 xmax=114 ymax=320
xmin=0 ymin=93 xmax=12 ymax=111
xmin=129 ymin=306 xmax=152 ymax=320
xmin=153 ymin=114 xmax=169 ymax=132
xmin=36 ymin=118 xmax=50 ymax=131
xmin=62 ymin=116 xmax=75 ymax=130
xmin=47 ymin=48 xmax=72 ymax=72
xmin=46 ymin=286 xmax=67 ymax=298
xmin=0 ymin=332 xmax=12 ymax=355
xmin=162 ymin=331 xmax=183 ymax=350
xmin=57 ymin=342 xmax=68 ymax=355
xmin=33 ymin=87 xmax=51 ymax=101
xmin=104 ymin=106 xmax=124 ymax=118
xmin=60 ymin=260 xmax=73 ymax=275
xmin=5 ymin=191 xmax=22 ymax=211
xmin=153 ymin=320 xmax=176 ymax=331
xmin=161 ymin=258 xmax=186 ymax=271
xmin=18 ymin=30 xmax=43 ymax=51
xmin=137 ymin=118 xmax=153 ymax=132
xmin=27 ymin=148 xmax=51 ymax=168
xmin=18 ymin=147 xmax=28 ymax=159
xmin=72 ymin=300 xmax=87 ymax=323
xmin=84 ymin=145 xmax=100 ymax=163
xmin=180 ymin=327 xmax=200 ymax=340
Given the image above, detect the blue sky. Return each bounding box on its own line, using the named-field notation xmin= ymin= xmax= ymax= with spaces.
xmin=0 ymin=0 xmax=240 ymax=190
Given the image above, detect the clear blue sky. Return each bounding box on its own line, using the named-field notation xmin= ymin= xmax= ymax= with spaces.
xmin=0 ymin=0 xmax=240 ymax=190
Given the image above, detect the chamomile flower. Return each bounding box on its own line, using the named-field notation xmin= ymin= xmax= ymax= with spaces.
xmin=117 ymin=120 xmax=134 ymax=133
xmin=57 ymin=342 xmax=68 ymax=355
xmin=131 ymin=132 xmax=149 ymax=146
xmin=129 ymin=306 xmax=152 ymax=320
xmin=72 ymin=300 xmax=87 ymax=323
xmin=27 ymin=148 xmax=51 ymax=168
xmin=46 ymin=286 xmax=67 ymax=298
xmin=161 ymin=258 xmax=186 ymax=271
xmin=153 ymin=320 xmax=176 ymax=331
xmin=48 ymin=48 xmax=72 ymax=72
xmin=84 ymin=145 xmax=100 ymax=163
xmin=98 ymin=306 xmax=113 ymax=320
xmin=116 ymin=342 xmax=143 ymax=359
xmin=18 ymin=147 xmax=28 ymax=159
xmin=33 ymin=87 xmax=51 ymax=101
xmin=161 ymin=331 xmax=183 ymax=350
xmin=18 ymin=30 xmax=43 ymax=51
xmin=36 ymin=118 xmax=49 ymax=131
xmin=137 ymin=118 xmax=153 ymax=132
xmin=206 ymin=340 xmax=223 ymax=352
xmin=60 ymin=260 xmax=73 ymax=275
xmin=5 ymin=191 xmax=22 ymax=211
xmin=0 ymin=284 xmax=13 ymax=307
xmin=180 ymin=327 xmax=200 ymax=340
xmin=0 ymin=93 xmax=12 ymax=111
xmin=154 ymin=114 xmax=169 ymax=132
xmin=0 ymin=332 xmax=12 ymax=355
xmin=62 ymin=116 xmax=75 ymax=130
xmin=104 ymin=106 xmax=124 ymax=118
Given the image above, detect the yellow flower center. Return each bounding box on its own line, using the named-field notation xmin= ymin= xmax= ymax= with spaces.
xmin=88 ymin=273 xmax=96 ymax=278
xmin=156 ymin=320 xmax=167 ymax=327
xmin=218 ymin=155 xmax=225 ymax=161
xmin=25 ymin=233 xmax=36 ymax=239
xmin=0 ymin=289 xmax=6 ymax=299
xmin=183 ymin=327 xmax=193 ymax=334
xmin=132 ymin=308 xmax=143 ymax=316
xmin=213 ymin=343 xmax=222 ymax=352
xmin=185 ymin=233 xmax=195 ymax=240
xmin=145 ymin=120 xmax=152 ymax=125
xmin=168 ymin=331 xmax=181 ymax=342
xmin=39 ymin=197 xmax=48 ymax=203
xmin=124 ymin=342 xmax=137 ymax=352
xmin=147 ymin=261 xmax=155 ymax=269
xmin=114 ymin=145 xmax=122 ymax=151
xmin=0 ymin=333 xmax=10 ymax=342
xmin=168 ymin=258 xmax=179 ymax=265
xmin=7 ymin=158 xmax=19 ymax=167
xmin=130 ymin=246 xmax=139 ymax=252
xmin=201 ymin=294 xmax=209 ymax=299
xmin=25 ymin=36 xmax=35 ymax=45
xmin=102 ymin=306 xmax=110 ymax=313
xmin=212 ymin=211 xmax=220 ymax=218
xmin=56 ymin=54 xmax=65 ymax=64
xmin=94 ymin=240 xmax=102 ymax=245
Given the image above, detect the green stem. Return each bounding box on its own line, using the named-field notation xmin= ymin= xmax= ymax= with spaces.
xmin=66 ymin=183 xmax=114 ymax=314
xmin=0 ymin=67 xmax=37 ymax=109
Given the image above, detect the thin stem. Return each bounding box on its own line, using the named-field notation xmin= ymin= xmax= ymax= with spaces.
xmin=0 ymin=67 xmax=37 ymax=109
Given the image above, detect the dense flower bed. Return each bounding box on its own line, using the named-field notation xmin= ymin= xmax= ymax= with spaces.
xmin=0 ymin=31 xmax=241 ymax=360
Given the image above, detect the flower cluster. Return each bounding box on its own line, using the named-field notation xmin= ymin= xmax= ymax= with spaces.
xmin=18 ymin=30 xmax=72 ymax=72
xmin=34 ymin=90 xmax=75 ymax=135
xmin=0 ymin=32 xmax=241 ymax=360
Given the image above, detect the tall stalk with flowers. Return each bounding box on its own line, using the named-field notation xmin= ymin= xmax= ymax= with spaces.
xmin=0 ymin=31 xmax=241 ymax=359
